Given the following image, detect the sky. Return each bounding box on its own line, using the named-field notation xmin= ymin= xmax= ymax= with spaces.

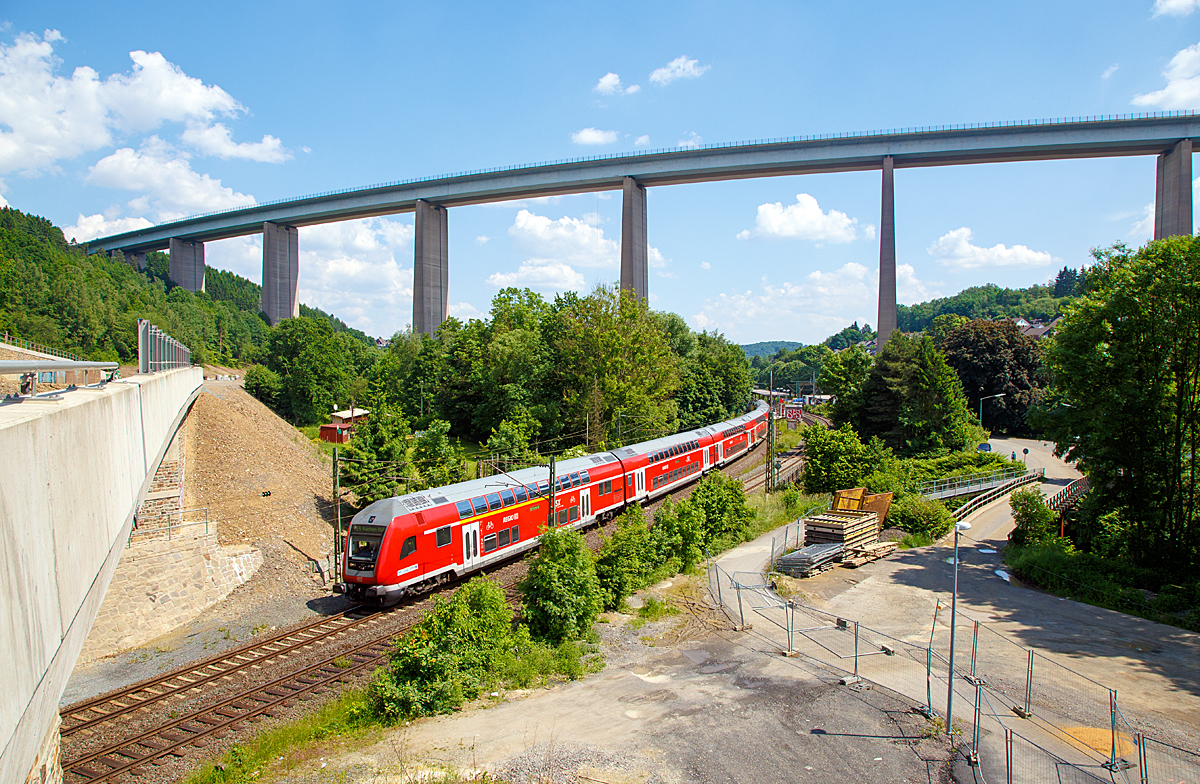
xmin=1 ymin=1 xmax=1199 ymax=344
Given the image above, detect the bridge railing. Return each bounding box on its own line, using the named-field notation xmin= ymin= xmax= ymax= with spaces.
xmin=918 ymin=466 xmax=1029 ymax=499
xmin=1 ymin=331 xmax=84 ymax=361
xmin=138 ymin=319 xmax=191 ymax=373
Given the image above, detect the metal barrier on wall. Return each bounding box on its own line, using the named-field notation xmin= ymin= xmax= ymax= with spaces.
xmin=1 ymin=330 xmax=83 ymax=361
xmin=953 ymin=469 xmax=1044 ymax=522
xmin=138 ymin=319 xmax=191 ymax=373
xmin=919 ymin=466 xmax=1030 ymax=499
xmin=129 ymin=507 xmax=209 ymax=543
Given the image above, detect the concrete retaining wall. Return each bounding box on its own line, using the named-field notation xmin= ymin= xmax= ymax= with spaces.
xmin=79 ymin=532 xmax=261 ymax=662
xmin=0 ymin=366 xmax=203 ymax=783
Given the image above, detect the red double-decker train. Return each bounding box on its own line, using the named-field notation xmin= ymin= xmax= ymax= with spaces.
xmin=334 ymin=400 xmax=769 ymax=605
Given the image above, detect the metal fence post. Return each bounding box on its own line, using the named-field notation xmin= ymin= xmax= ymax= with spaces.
xmin=1023 ymin=650 xmax=1034 ymax=716
xmin=1005 ymin=728 xmax=1013 ymax=784
xmin=926 ymin=647 xmax=933 ymax=714
xmin=972 ymin=680 xmax=982 ymax=765
xmin=1109 ymin=689 xmax=1119 ymax=768
xmin=787 ymin=601 xmax=794 ymax=652
xmin=853 ymin=621 xmax=860 ymax=679
xmin=715 ymin=565 xmax=723 ymax=611
xmin=970 ymin=620 xmax=979 ymax=678
xmin=736 ymin=581 xmax=746 ymax=628
xmin=1137 ymin=733 xmax=1148 ymax=784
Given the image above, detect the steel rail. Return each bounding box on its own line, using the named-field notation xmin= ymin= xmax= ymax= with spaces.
xmin=60 ymin=609 xmax=380 ymax=737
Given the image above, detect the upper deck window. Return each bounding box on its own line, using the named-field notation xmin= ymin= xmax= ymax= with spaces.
xmin=500 ymin=489 xmax=515 ymax=506
xmin=514 ymin=486 xmax=528 ymax=503
xmin=569 ymin=472 xmax=581 ymax=488
xmin=471 ymin=496 xmax=488 ymax=515
xmin=486 ymin=493 xmax=503 ymax=511
xmin=456 ymin=500 xmax=474 ymax=520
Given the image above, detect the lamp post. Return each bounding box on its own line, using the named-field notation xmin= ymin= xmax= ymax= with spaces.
xmin=946 ymin=520 xmax=971 ymax=736
xmin=978 ymin=393 xmax=1006 ymax=428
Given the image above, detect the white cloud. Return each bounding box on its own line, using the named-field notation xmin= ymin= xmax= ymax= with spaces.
xmin=927 ymin=227 xmax=1055 ymax=269
xmin=571 ymin=127 xmax=619 ymax=145
xmin=634 ymin=134 xmax=650 ymax=146
xmin=487 ymin=209 xmax=619 ymax=292
xmin=0 ymin=31 xmax=264 ymax=175
xmin=1132 ymin=41 xmax=1200 ymax=109
xmin=475 ymin=235 xmax=490 ymax=244
xmin=737 ymin=193 xmax=872 ymax=243
xmin=677 ymin=131 xmax=703 ymax=149
xmin=486 ymin=260 xmax=586 ymax=291
xmin=449 ymin=301 xmax=484 ymax=320
xmin=1154 ymin=0 xmax=1200 ymax=16
xmin=648 ymin=246 xmax=667 ymax=268
xmin=507 ymin=209 xmax=618 ymax=269
xmin=295 ymin=217 xmax=416 ymax=337
xmin=1127 ymin=202 xmax=1155 ymax=240
xmin=181 ymin=123 xmax=290 ymax=162
xmin=62 ymin=212 xmax=153 ymax=242
xmin=87 ymin=136 xmax=255 ymax=214
xmin=1102 ymin=64 xmax=1119 ymax=79
xmin=650 ymin=55 xmax=710 ymax=86
xmin=593 ymin=72 xmax=640 ymax=95
xmin=700 ymin=261 xmax=711 ymax=270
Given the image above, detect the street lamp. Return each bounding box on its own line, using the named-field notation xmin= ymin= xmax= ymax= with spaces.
xmin=978 ymin=393 xmax=1006 ymax=428
xmin=946 ymin=520 xmax=971 ymax=736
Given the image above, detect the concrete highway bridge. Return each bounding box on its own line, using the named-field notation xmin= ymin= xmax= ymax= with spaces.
xmin=89 ymin=113 xmax=1197 ymax=347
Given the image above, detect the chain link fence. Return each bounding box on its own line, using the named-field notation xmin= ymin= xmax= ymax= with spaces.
xmin=706 ymin=558 xmax=1200 ymax=784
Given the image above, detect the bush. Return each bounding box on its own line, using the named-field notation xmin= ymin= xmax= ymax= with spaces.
xmin=650 ymin=497 xmax=705 ymax=574
xmin=688 ymin=471 xmax=757 ymax=549
xmin=1009 ymin=487 xmax=1056 ymax=546
xmin=519 ymin=527 xmax=602 ymax=643
xmin=802 ymin=424 xmax=873 ymax=494
xmin=368 ymin=576 xmax=514 ymax=721
xmin=595 ymin=508 xmax=656 ymax=611
xmin=887 ymin=494 xmax=955 ymax=539
xmin=243 ymin=364 xmax=281 ymax=407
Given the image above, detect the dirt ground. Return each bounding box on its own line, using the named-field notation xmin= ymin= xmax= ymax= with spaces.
xmin=280 ymin=579 xmax=954 ymax=784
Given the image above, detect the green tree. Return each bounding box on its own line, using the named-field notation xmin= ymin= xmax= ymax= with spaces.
xmin=928 ymin=313 xmax=970 ymax=346
xmin=1009 ymin=487 xmax=1057 ymax=546
xmin=801 ymin=423 xmax=873 ymax=493
xmin=520 ymin=527 xmax=602 ymax=642
xmin=819 ymin=345 xmax=872 ymax=426
xmin=340 ymin=403 xmax=413 ymax=505
xmin=265 ymin=316 xmax=354 ymax=424
xmin=1038 ymin=237 xmax=1200 ymax=569
xmin=243 ymin=364 xmax=281 ymax=407
xmin=413 ymin=419 xmax=466 ymax=489
xmin=595 ymin=507 xmax=656 ymax=610
xmin=941 ymin=319 xmax=1044 ymax=434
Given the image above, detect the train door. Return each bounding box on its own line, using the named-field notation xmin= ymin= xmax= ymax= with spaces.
xmin=461 ymin=522 xmax=480 ymax=570
xmin=636 ymin=470 xmax=644 ymax=494
xmin=703 ymin=447 xmax=709 ymax=470
xmin=581 ymin=488 xmax=591 ymax=519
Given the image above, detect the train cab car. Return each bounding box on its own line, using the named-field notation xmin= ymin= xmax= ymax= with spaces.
xmin=336 ymin=453 xmax=629 ymax=605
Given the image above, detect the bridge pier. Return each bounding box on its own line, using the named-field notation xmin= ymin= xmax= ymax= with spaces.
xmin=620 ymin=177 xmax=648 ymax=303
xmin=1155 ymin=139 xmax=1193 ymax=239
xmin=262 ymin=222 xmax=300 ymax=325
xmin=414 ymin=200 xmax=449 ymax=335
xmin=168 ymin=238 xmax=205 ymax=292
xmin=877 ymin=156 xmax=897 ymax=349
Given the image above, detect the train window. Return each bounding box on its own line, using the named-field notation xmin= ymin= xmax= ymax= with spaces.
xmin=436 ymin=526 xmax=452 ymax=547
xmin=471 ymin=496 xmax=488 ymax=515
xmin=498 ymin=528 xmax=511 ymax=547
xmin=556 ymin=509 xmax=569 ymax=526
xmin=569 ymin=472 xmax=581 ymax=487
xmin=580 ymin=469 xmax=590 ymax=483
xmin=483 ymin=534 xmax=498 ymax=553
xmin=558 ymin=476 xmax=569 ymax=492
xmin=511 ymin=525 xmax=519 ymax=543
xmin=538 ymin=480 xmax=550 ymax=495
xmin=486 ymin=493 xmax=503 ymax=511
xmin=456 ymin=500 xmax=474 ymax=520
xmin=526 ymin=483 xmax=540 ymax=498
xmin=500 ymin=489 xmax=515 ymax=506
xmin=398 ymin=535 xmax=417 ymax=560
xmin=514 ymin=486 xmax=528 ymax=503
xmin=568 ymin=506 xmax=579 ymax=523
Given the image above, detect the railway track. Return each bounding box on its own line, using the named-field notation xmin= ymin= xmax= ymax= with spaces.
xmin=61 ymin=442 xmax=770 ymax=783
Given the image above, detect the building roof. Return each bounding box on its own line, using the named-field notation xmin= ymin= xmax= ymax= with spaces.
xmin=332 ymin=407 xmax=369 ymax=420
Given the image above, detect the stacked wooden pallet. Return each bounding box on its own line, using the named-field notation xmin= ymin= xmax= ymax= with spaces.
xmin=803 ymin=510 xmax=880 ymax=551
xmin=841 ymin=541 xmax=899 ymax=568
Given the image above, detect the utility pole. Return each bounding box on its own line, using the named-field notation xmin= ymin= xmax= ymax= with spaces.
xmin=547 ymin=454 xmax=556 ymax=529
xmin=765 ymin=392 xmax=777 ymax=492
xmin=333 ymin=446 xmax=342 ymax=576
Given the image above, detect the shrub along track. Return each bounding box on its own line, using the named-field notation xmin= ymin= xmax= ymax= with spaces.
xmin=59 ymin=440 xmax=769 ymax=783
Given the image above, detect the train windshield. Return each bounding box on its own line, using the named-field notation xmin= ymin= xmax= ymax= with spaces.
xmin=348 ymin=523 xmax=387 ymax=564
